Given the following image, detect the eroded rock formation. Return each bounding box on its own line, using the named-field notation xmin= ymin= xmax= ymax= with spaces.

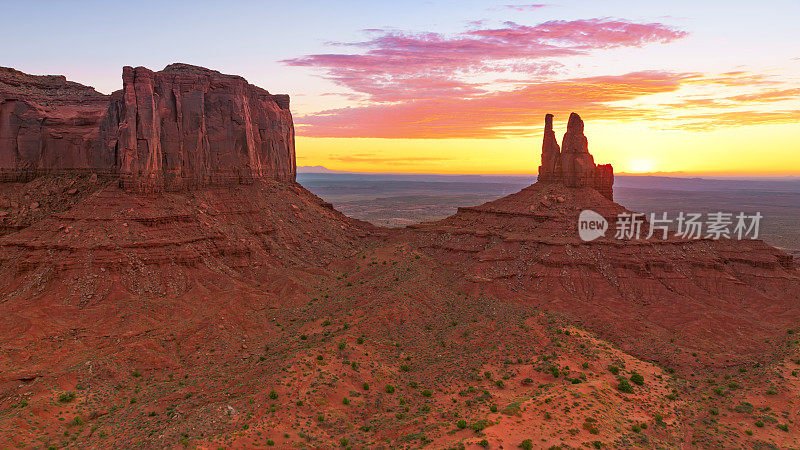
xmin=537 ymin=112 xmax=614 ymax=200
xmin=0 ymin=64 xmax=295 ymax=191
xmin=0 ymin=67 xmax=110 ymax=181
xmin=99 ymin=64 xmax=295 ymax=192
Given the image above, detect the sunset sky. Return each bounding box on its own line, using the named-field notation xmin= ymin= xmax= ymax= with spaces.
xmin=3 ymin=0 xmax=798 ymax=175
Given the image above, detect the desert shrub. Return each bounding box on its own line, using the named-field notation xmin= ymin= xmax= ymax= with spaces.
xmin=630 ymin=372 xmax=644 ymax=386
xmin=495 ymin=380 xmax=505 ymax=388
xmin=357 ymin=337 xmax=364 ymax=344
xmin=300 ymin=334 xmax=308 ymax=340
xmin=583 ymin=419 xmax=599 ymax=435
xmin=342 ymin=397 xmax=350 ymax=405
xmin=608 ymin=365 xmax=620 ymax=375
xmin=58 ymin=392 xmax=76 ymax=403
xmin=502 ymin=402 xmax=522 ymax=417
xmin=363 ymin=382 xmax=370 ymax=390
xmin=618 ymin=378 xmax=634 ymax=393
xmin=520 ymin=439 xmax=534 ymax=450
xmin=385 ymin=384 xmax=396 ymax=394
xmin=709 ymin=407 xmax=719 ymax=415
xmin=632 ymin=424 xmax=641 ymax=433
xmin=338 ymin=340 xmax=346 ymax=350
xmin=71 ymin=416 xmax=84 ymax=426
xmin=421 ymin=389 xmax=432 ymax=397
xmin=456 ymin=419 xmax=467 ymax=429
xmin=269 ymin=389 xmax=278 ymax=400
xmin=266 ymin=439 xmax=274 ymax=446
xmin=490 ymin=404 xmax=498 ymax=413
xmin=755 ymin=420 xmax=764 ymax=428
xmin=778 ymin=424 xmax=789 ymax=432
xmin=480 ymin=439 xmax=489 ymax=448
xmin=340 ymin=437 xmax=349 ymax=447
xmin=132 ymin=370 xmax=141 ymax=378
xmin=317 ymin=414 xmax=325 ymax=422
xmin=401 ymin=364 xmax=410 ymax=372
xmin=766 ymin=389 xmax=777 ymax=395
xmin=582 ymin=362 xmax=589 ymax=369
xmin=471 ymin=419 xmax=490 ymax=432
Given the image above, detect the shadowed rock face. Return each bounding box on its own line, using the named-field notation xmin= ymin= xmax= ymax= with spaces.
xmin=0 ymin=64 xmax=295 ymax=191
xmin=537 ymin=112 xmax=614 ymax=200
xmin=0 ymin=67 xmax=110 ymax=181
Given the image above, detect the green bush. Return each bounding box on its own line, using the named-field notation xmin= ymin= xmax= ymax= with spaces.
xmin=608 ymin=365 xmax=620 ymax=375
xmin=490 ymin=404 xmax=498 ymax=413
xmin=456 ymin=419 xmax=467 ymax=429
xmin=385 ymin=384 xmax=395 ymax=394
xmin=269 ymin=389 xmax=278 ymax=400
xmin=363 ymin=382 xmax=370 ymax=390
xmin=778 ymin=423 xmax=789 ymax=432
xmin=57 ymin=392 xmax=76 ymax=403
xmin=421 ymin=389 xmax=432 ymax=397
xmin=520 ymin=439 xmax=534 ymax=450
xmin=618 ymin=378 xmax=634 ymax=394
xmin=480 ymin=439 xmax=489 ymax=448
xmin=630 ymin=372 xmax=644 ymax=386
xmin=755 ymin=420 xmax=764 ymax=428
xmin=342 ymin=397 xmax=350 ymax=405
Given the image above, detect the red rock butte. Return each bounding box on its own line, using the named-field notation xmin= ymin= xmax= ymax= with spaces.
xmin=538 ymin=112 xmax=614 ymax=201
xmin=0 ymin=64 xmax=295 ymax=191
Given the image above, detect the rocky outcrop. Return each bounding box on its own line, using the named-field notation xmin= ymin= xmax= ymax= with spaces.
xmin=0 ymin=64 xmax=295 ymax=191
xmin=0 ymin=67 xmax=110 ymax=181
xmin=537 ymin=112 xmax=614 ymax=200
xmin=99 ymin=64 xmax=295 ymax=192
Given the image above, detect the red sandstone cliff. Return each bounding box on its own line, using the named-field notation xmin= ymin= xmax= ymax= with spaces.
xmin=0 ymin=64 xmax=295 ymax=191
xmin=538 ymin=112 xmax=614 ymax=200
xmin=99 ymin=64 xmax=295 ymax=191
xmin=0 ymin=67 xmax=109 ymax=181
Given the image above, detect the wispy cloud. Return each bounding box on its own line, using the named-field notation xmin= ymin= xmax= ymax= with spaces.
xmin=296 ymin=71 xmax=691 ymax=138
xmin=498 ymin=4 xmax=550 ymax=11
xmin=284 ymin=19 xmax=687 ymax=102
xmin=285 ymin=17 xmax=799 ymax=138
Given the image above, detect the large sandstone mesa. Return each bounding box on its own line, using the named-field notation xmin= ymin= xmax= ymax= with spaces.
xmin=0 ymin=64 xmax=295 ymax=191
xmin=99 ymin=64 xmax=295 ymax=191
xmin=538 ymin=112 xmax=614 ymax=200
xmin=0 ymin=67 xmax=109 ymax=181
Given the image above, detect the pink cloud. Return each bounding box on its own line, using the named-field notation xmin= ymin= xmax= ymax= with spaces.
xmin=295 ymin=71 xmax=693 ymax=138
xmin=284 ymin=19 xmax=687 ymax=102
xmin=501 ymin=4 xmax=550 ymax=12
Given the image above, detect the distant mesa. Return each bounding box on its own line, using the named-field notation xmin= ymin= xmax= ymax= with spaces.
xmin=537 ymin=112 xmax=614 ymax=201
xmin=0 ymin=64 xmax=295 ymax=191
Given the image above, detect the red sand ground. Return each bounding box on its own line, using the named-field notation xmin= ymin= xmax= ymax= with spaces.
xmin=0 ymin=176 xmax=799 ymax=449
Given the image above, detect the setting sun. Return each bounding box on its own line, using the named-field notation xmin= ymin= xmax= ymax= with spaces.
xmin=627 ymin=159 xmax=657 ymax=173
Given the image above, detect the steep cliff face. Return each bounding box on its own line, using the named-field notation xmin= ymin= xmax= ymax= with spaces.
xmin=0 ymin=65 xmax=296 ymax=191
xmin=538 ymin=112 xmax=614 ymax=200
xmin=99 ymin=64 xmax=296 ymax=191
xmin=0 ymin=67 xmax=110 ymax=181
